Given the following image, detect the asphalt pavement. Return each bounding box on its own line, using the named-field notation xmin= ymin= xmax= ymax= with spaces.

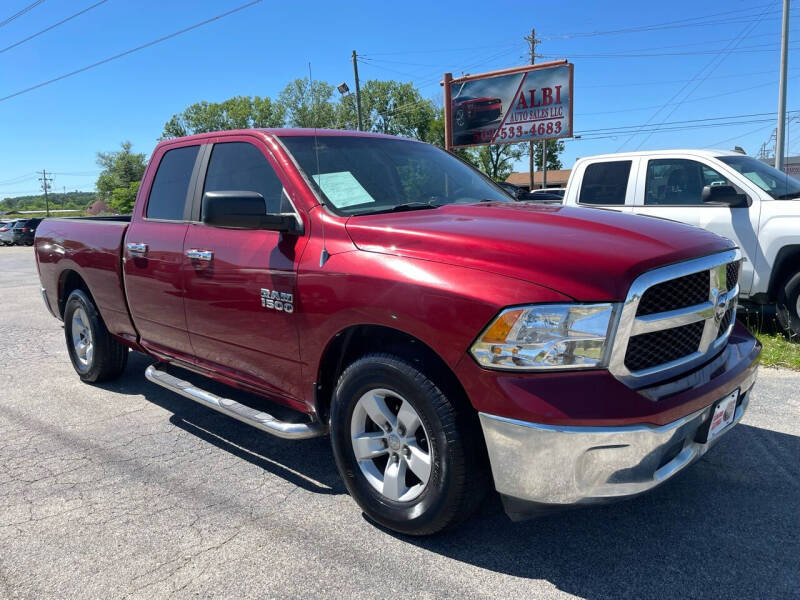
xmin=0 ymin=245 xmax=798 ymax=599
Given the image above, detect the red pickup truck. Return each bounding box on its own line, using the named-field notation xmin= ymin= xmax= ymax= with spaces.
xmin=35 ymin=129 xmax=760 ymax=535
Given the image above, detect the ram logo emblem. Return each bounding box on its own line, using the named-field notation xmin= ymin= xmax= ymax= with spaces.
xmin=261 ymin=289 xmax=294 ymax=313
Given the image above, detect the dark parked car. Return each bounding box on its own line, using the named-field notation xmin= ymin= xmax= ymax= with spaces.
xmin=12 ymin=218 xmax=42 ymax=246
xmin=496 ymin=182 xmax=525 ymax=199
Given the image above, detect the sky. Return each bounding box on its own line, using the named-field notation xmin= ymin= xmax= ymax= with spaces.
xmin=0 ymin=0 xmax=797 ymax=197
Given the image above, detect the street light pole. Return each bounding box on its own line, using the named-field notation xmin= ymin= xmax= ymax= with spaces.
xmin=775 ymin=0 xmax=790 ymax=170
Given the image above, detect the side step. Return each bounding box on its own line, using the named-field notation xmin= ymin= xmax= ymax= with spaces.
xmin=145 ymin=364 xmax=327 ymax=440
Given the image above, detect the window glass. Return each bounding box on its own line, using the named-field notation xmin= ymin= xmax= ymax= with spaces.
xmin=146 ymin=145 xmax=198 ymax=220
xmin=278 ymin=135 xmax=510 ymax=215
xmin=578 ymin=161 xmax=631 ymax=205
xmin=718 ymin=155 xmax=800 ymax=199
xmin=644 ymin=159 xmax=728 ymax=206
xmin=203 ymin=142 xmax=285 ymax=214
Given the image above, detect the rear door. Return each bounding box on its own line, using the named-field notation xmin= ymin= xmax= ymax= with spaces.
xmin=631 ymin=156 xmax=760 ymax=294
xmin=572 ymin=158 xmax=638 ymax=213
xmin=123 ymin=142 xmax=204 ymax=358
xmin=181 ymin=137 xmax=310 ymax=405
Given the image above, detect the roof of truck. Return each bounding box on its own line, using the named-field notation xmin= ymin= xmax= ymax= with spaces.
xmin=574 ymin=149 xmax=743 ymax=162
xmin=159 ymin=128 xmax=409 ymax=146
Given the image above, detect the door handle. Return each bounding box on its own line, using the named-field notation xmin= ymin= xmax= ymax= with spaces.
xmin=126 ymin=242 xmax=148 ymax=255
xmin=185 ymin=249 xmax=213 ymax=262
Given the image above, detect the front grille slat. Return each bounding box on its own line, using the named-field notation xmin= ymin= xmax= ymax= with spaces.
xmin=625 ymin=321 xmax=704 ymax=372
xmin=622 ymin=259 xmax=740 ymax=376
xmin=637 ymin=270 xmax=709 ymax=315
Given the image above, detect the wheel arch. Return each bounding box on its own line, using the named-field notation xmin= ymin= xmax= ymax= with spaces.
xmin=57 ymin=269 xmax=95 ymax=319
xmin=767 ymin=244 xmax=800 ymax=301
xmin=314 ymin=324 xmax=477 ymax=429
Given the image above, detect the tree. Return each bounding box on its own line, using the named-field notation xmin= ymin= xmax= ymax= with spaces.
xmin=279 ymin=78 xmax=337 ymax=128
xmin=96 ymin=141 xmax=147 ymax=214
xmin=473 ymin=144 xmax=526 ymax=181
xmin=161 ymin=96 xmax=286 ymax=139
xmin=534 ymin=139 xmax=565 ymax=171
xmin=340 ymin=80 xmax=438 ymax=141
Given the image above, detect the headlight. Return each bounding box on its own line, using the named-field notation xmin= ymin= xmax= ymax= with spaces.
xmin=470 ymin=303 xmax=618 ymax=371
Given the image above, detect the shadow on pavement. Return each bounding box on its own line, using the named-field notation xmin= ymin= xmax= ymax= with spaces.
xmin=99 ymin=353 xmax=798 ymax=598
xmin=398 ymin=422 xmax=800 ymax=599
xmin=95 ymin=352 xmax=345 ymax=496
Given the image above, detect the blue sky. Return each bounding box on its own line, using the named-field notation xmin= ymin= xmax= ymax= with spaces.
xmin=0 ymin=0 xmax=797 ymax=197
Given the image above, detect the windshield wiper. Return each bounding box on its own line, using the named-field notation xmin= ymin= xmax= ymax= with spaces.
xmin=360 ymin=202 xmax=441 ymax=215
xmin=775 ymin=192 xmax=800 ymax=199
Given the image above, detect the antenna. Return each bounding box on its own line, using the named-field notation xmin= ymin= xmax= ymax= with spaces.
xmin=309 ymin=61 xmax=329 ymax=267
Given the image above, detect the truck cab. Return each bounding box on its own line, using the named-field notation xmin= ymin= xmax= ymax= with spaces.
xmin=563 ymin=150 xmax=800 ymax=332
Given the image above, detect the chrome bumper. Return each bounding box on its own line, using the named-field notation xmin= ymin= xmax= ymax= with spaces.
xmin=40 ymin=286 xmax=57 ymax=318
xmin=480 ymin=387 xmax=751 ymax=517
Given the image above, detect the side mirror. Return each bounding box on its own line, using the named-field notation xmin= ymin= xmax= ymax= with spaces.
xmin=202 ymin=191 xmax=302 ymax=233
xmin=701 ymin=185 xmax=751 ymax=207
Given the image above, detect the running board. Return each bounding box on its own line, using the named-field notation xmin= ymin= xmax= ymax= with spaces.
xmin=145 ymin=364 xmax=326 ymax=440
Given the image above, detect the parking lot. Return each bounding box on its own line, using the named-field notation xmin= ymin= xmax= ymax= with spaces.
xmin=0 ymin=245 xmax=797 ymax=599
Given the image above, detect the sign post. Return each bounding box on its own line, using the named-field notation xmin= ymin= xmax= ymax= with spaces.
xmin=443 ymin=60 xmax=573 ymax=154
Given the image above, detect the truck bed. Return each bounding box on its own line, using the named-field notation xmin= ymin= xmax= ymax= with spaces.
xmin=35 ymin=217 xmax=138 ymax=343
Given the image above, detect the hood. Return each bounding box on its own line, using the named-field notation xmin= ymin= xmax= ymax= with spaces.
xmin=344 ymin=203 xmax=734 ymax=301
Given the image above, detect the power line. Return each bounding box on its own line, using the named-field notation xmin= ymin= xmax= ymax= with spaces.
xmin=0 ymin=0 xmax=45 ymax=29
xmin=617 ymin=4 xmax=772 ymax=152
xmin=543 ymin=2 xmax=785 ymax=40
xmin=0 ymin=0 xmax=262 ymax=104
xmin=0 ymin=1 xmax=108 ymax=55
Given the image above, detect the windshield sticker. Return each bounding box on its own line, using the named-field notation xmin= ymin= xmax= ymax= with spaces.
xmin=313 ymin=171 xmax=375 ymax=208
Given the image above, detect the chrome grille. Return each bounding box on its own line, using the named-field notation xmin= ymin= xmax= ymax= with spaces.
xmin=609 ymin=249 xmax=741 ymax=388
xmin=625 ymin=321 xmax=704 ymax=372
xmin=637 ymin=270 xmax=709 ymax=315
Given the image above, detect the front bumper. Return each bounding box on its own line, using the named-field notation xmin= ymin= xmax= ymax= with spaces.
xmin=480 ymin=378 xmax=755 ymax=520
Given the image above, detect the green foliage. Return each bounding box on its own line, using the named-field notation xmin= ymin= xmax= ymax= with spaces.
xmin=534 ymin=139 xmax=565 ymax=170
xmin=279 ymin=78 xmax=337 ymax=128
xmin=0 ymin=191 xmax=96 ymax=214
xmin=109 ymin=181 xmax=140 ymax=215
xmin=161 ymin=96 xmax=286 ymax=139
xmin=96 ymin=141 xmax=147 ymax=214
xmin=473 ymin=144 xmax=526 ymax=181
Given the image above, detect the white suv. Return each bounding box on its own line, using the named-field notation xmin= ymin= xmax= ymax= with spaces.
xmin=563 ymin=150 xmax=800 ymax=333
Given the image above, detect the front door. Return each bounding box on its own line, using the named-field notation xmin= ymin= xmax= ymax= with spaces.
xmin=181 ymin=138 xmax=309 ymax=405
xmin=632 ymin=157 xmax=761 ymax=294
xmin=124 ymin=143 xmax=202 ymax=357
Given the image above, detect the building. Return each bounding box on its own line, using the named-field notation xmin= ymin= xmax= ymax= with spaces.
xmin=505 ymin=169 xmax=571 ymax=190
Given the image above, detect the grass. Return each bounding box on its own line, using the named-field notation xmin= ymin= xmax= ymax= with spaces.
xmin=739 ymin=307 xmax=800 ymax=370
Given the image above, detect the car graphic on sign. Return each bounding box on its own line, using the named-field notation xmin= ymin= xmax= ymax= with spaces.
xmin=452 ymin=95 xmax=502 ymax=131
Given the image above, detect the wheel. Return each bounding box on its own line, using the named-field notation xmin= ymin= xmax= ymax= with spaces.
xmin=776 ymin=271 xmax=800 ymax=336
xmin=64 ymin=289 xmax=128 ymax=382
xmin=330 ymin=353 xmax=487 ymax=535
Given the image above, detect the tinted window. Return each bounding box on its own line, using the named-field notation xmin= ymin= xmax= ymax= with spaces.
xmin=203 ymin=142 xmax=287 ymax=214
xmin=146 ymin=145 xmax=199 ymax=220
xmin=578 ymin=161 xmax=631 ymax=205
xmin=644 ymin=159 xmax=728 ymax=206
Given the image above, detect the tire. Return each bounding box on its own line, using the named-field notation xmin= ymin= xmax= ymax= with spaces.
xmin=330 ymin=353 xmax=487 ymax=535
xmin=776 ymin=271 xmax=800 ymax=337
xmin=64 ymin=289 xmax=128 ymax=382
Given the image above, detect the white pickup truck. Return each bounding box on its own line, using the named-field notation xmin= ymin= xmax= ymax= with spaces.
xmin=561 ymin=150 xmax=800 ymax=333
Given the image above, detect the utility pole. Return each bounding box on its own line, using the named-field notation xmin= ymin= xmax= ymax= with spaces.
xmin=775 ymin=0 xmax=790 ymax=170
xmin=352 ymin=50 xmax=363 ymax=132
xmin=525 ymin=28 xmax=537 ymax=191
xmin=38 ymin=169 xmax=52 ymax=217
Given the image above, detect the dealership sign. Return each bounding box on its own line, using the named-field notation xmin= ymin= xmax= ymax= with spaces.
xmin=443 ymin=60 xmax=573 ymax=150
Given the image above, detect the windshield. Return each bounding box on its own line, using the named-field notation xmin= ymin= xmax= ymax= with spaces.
xmin=718 ymin=155 xmax=800 ymax=199
xmin=278 ymin=135 xmax=512 ymax=215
